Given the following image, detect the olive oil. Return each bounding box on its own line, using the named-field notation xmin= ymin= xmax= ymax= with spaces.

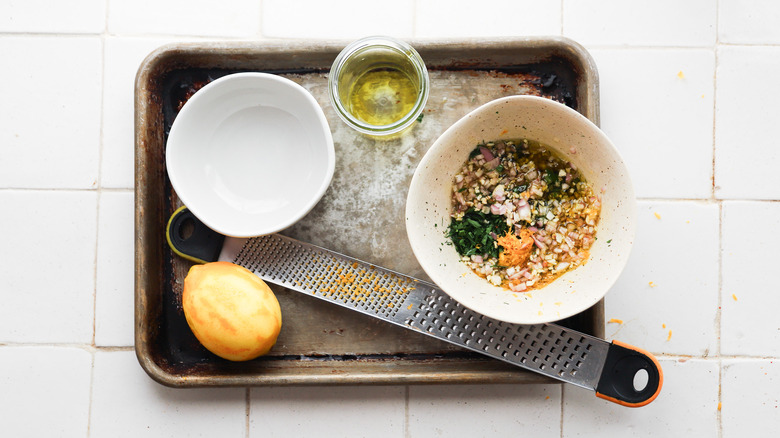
xmin=346 ymin=67 xmax=418 ymax=126
xmin=329 ymin=36 xmax=429 ymax=135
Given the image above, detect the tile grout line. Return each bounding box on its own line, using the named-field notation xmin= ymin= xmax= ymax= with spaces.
xmin=245 ymin=387 xmax=251 ymax=438
xmin=257 ymin=0 xmax=264 ymax=39
xmin=404 ymin=385 xmax=411 ymax=438
xmin=713 ymin=3 xmax=723 ymax=435
xmin=91 ymin=17 xmax=108 ymax=364
xmin=560 ymin=0 xmax=564 ymax=36
xmin=0 ymin=187 xmax=132 ymax=192
xmin=411 ymin=0 xmax=417 ymax=37
xmin=86 ymin=347 xmax=97 ymax=438
xmin=717 ymin=202 xmax=724 ymax=437
xmin=86 ymin=7 xmax=111 ymax=435
xmin=559 ymin=383 xmax=565 ymax=438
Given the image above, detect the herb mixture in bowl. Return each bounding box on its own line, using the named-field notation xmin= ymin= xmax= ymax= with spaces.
xmin=447 ymin=139 xmax=601 ymax=292
xmin=407 ymin=95 xmax=635 ymax=324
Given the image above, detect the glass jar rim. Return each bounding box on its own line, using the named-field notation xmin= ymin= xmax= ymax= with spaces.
xmin=328 ymin=36 xmax=430 ymax=135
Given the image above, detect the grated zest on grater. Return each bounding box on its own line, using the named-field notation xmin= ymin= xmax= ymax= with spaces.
xmin=226 ymin=233 xmax=609 ymax=390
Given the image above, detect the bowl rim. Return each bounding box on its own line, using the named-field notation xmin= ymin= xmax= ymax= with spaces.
xmin=405 ymin=95 xmax=636 ymax=324
xmin=166 ymin=72 xmax=335 ymax=237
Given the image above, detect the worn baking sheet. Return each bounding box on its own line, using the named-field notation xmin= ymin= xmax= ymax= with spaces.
xmin=135 ymin=37 xmax=603 ymax=387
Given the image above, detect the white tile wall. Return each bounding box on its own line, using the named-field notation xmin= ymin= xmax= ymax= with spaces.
xmin=415 ymin=0 xmax=561 ymax=38
xmin=408 ymin=384 xmax=562 ymax=437
xmin=107 ymin=0 xmax=261 ymax=37
xmin=250 ymin=386 xmax=405 ymax=437
xmin=91 ymin=350 xmax=246 ymax=437
xmin=262 ymin=0 xmax=415 ymax=39
xmin=95 ymin=191 xmax=134 ymax=346
xmin=563 ymin=0 xmax=716 ymax=47
xmin=719 ymin=0 xmax=780 ymax=44
xmin=722 ymin=359 xmax=780 ymax=435
xmin=606 ymin=201 xmax=719 ymax=357
xmin=0 ymin=0 xmax=106 ymax=34
xmin=592 ymin=48 xmax=715 ymax=199
xmin=0 ymin=191 xmax=96 ymax=344
xmin=0 ymin=36 xmax=102 ymax=189
xmin=0 ymin=346 xmax=92 ymax=437
xmin=715 ymin=45 xmax=780 ymax=200
xmin=1 ymin=0 xmax=777 ymax=436
xmin=721 ymin=201 xmax=780 ymax=357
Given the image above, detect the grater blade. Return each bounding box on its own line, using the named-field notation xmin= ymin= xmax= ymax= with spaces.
xmin=222 ymin=233 xmax=610 ymax=390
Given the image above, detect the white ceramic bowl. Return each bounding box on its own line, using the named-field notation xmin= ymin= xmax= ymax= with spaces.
xmin=406 ymin=96 xmax=635 ymax=324
xmin=166 ymin=72 xmax=335 ymax=237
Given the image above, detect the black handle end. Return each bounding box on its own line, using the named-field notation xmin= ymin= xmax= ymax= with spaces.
xmin=166 ymin=206 xmax=225 ymax=264
xmin=595 ymin=340 xmax=663 ymax=407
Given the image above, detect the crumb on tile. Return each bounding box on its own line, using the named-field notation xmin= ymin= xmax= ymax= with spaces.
xmin=666 ymin=329 xmax=672 ymax=341
xmin=677 ymin=70 xmax=685 ymax=79
xmin=608 ymin=318 xmax=624 ymax=324
xmin=732 ymin=294 xmax=738 ymax=301
xmin=718 ymin=402 xmax=722 ymax=411
xmin=654 ymin=212 xmax=662 ymax=220
xmin=649 ymin=281 xmax=656 ymax=288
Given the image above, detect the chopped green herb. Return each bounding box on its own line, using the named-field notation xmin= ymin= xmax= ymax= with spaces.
xmin=542 ymin=169 xmax=559 ymax=186
xmin=446 ymin=209 xmax=508 ymax=259
xmin=416 ymin=113 xmax=425 ymax=123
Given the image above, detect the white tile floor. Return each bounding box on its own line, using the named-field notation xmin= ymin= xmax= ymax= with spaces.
xmin=1 ymin=0 xmax=778 ymax=436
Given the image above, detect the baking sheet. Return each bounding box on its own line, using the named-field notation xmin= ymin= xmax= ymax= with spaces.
xmin=135 ymin=37 xmax=603 ymax=387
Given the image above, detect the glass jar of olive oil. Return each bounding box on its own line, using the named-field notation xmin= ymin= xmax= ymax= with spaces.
xmin=328 ymin=36 xmax=429 ymax=137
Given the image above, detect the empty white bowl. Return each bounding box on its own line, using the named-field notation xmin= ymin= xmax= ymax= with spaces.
xmin=166 ymin=72 xmax=335 ymax=237
xmin=406 ymin=96 xmax=635 ymax=324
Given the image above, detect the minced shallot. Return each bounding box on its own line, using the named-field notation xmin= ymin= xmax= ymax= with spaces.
xmin=448 ymin=139 xmax=602 ymax=292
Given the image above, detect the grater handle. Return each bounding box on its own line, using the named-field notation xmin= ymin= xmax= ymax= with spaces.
xmin=595 ymin=340 xmax=663 ymax=407
xmin=166 ymin=206 xmax=225 ymax=264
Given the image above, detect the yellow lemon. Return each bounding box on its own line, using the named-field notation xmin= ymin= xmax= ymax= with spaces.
xmin=182 ymin=261 xmax=282 ymax=361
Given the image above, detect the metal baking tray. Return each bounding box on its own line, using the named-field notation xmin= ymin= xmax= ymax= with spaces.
xmin=135 ymin=37 xmax=603 ymax=387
